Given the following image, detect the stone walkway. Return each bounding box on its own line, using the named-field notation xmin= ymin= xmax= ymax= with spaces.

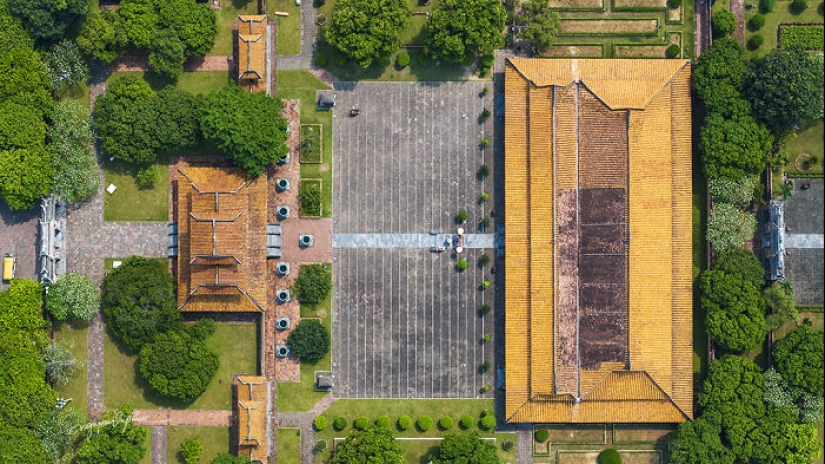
xmin=785 ymin=234 xmax=825 ymax=248
xmin=731 ymin=0 xmax=745 ymax=45
xmin=277 ymin=0 xmax=317 ymax=70
xmin=104 ymin=54 xmax=233 ymax=73
xmin=133 ymin=409 xmax=233 ymax=426
xmin=332 ymin=233 xmax=496 ymax=248
xmin=516 ymin=428 xmax=532 ymax=464
xmin=150 ymin=426 xmax=166 ymax=464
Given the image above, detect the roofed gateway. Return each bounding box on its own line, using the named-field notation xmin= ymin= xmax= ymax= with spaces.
xmin=504 ymin=58 xmax=693 ymax=423
xmin=176 ymin=166 xmax=267 ymax=312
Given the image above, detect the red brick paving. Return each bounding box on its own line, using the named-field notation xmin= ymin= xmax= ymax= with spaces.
xmin=133 ymin=409 xmax=233 ymax=426
xmin=104 ymin=55 xmax=233 ymax=73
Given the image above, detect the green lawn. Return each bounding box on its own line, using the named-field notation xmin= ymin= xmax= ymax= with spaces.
xmin=783 ymin=119 xmax=824 ymax=176
xmin=277 ymin=428 xmax=302 ymax=464
xmin=277 ymin=292 xmax=332 ymax=412
xmin=165 ymin=426 xmax=231 ymax=463
xmin=53 ymin=322 xmax=89 ymax=418
xmin=396 ymin=434 xmax=516 ymax=464
xmin=269 ymin=0 xmax=302 ymax=55
xmin=103 ymin=154 xmax=169 ymax=222
xmin=315 ymin=399 xmax=515 ymax=462
xmin=744 ymin=0 xmax=824 ymax=57
xmin=106 ymin=71 xmax=229 ymax=95
xmin=275 ymin=70 xmax=334 ymax=218
xmin=212 ymin=0 xmax=260 ymax=55
xmin=104 ymin=322 xmax=259 ymax=410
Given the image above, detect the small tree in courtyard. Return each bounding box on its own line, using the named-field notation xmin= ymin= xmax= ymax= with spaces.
xmin=293 ymin=263 xmax=332 ymax=304
xmin=287 ymin=320 xmax=330 ymax=363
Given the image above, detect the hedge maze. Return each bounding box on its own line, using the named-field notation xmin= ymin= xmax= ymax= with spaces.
xmin=542 ymin=0 xmax=694 ymax=58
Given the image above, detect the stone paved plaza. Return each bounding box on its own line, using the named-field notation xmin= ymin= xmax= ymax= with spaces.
xmin=330 ymin=82 xmax=496 ymax=398
xmin=784 ymin=178 xmax=824 ymax=306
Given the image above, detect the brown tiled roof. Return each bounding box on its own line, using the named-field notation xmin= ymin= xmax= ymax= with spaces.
xmin=504 ymin=58 xmax=693 ymax=424
xmin=238 ymin=15 xmax=267 ymax=81
xmin=176 ymin=167 xmax=267 ymax=312
xmin=236 ymin=376 xmax=268 ymax=463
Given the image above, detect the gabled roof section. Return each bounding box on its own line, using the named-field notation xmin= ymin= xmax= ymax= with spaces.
xmin=237 ymin=15 xmax=267 ymax=81
xmin=176 ymin=167 xmax=267 ymax=312
xmin=506 ymin=58 xmax=689 ymax=109
xmin=236 ymin=375 xmax=268 ymax=463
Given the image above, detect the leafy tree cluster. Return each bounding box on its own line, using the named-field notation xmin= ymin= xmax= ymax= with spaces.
xmin=293 ymin=263 xmax=333 ymax=304
xmin=95 ymin=76 xmax=202 ymax=166
xmin=199 ymin=84 xmax=289 ymax=176
xmin=49 ymin=100 xmax=100 ymax=203
xmin=329 ymin=424 xmax=403 ymax=464
xmin=763 ymin=283 xmax=798 ymax=331
xmin=708 ymin=176 xmax=757 ymax=208
xmin=45 ymin=40 xmax=90 ymax=91
xmin=711 ymin=9 xmax=737 ymax=38
xmin=43 ymin=339 xmax=81 ymax=387
xmin=75 ymin=406 xmax=148 ymax=464
xmin=287 ymin=319 xmax=330 ymax=364
xmin=773 ymin=326 xmax=824 ymax=397
xmin=35 ymin=407 xmax=83 ymax=463
xmin=763 ymin=368 xmax=823 ymax=424
xmin=46 ymin=271 xmax=101 ymax=322
xmin=7 ymin=0 xmax=89 ymax=43
xmin=77 ymin=0 xmax=217 ymax=78
xmin=706 ymin=203 xmax=757 ymax=252
xmin=102 ymin=257 xmax=220 ymax=403
xmin=326 ymin=0 xmax=410 ymax=68
xmin=432 ymin=432 xmax=499 ymax=464
xmin=517 ymin=0 xmax=562 ymax=55
xmin=671 ymin=355 xmax=820 ymax=464
xmin=425 ymin=0 xmax=507 ymax=64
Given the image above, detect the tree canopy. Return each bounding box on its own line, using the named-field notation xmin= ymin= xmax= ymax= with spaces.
xmin=46 ymin=272 xmax=101 ymax=322
xmin=671 ymin=418 xmax=736 ymax=464
xmin=139 ymin=330 xmax=219 ymax=403
xmin=695 ymin=38 xmax=746 ymax=97
xmin=700 ymin=112 xmax=773 ymax=179
xmin=293 ymin=263 xmax=333 ymax=304
xmin=329 ymin=424 xmax=403 ymax=464
xmin=199 ymin=84 xmax=289 ymax=176
xmin=7 ymin=0 xmax=89 ymax=43
xmin=706 ymin=203 xmax=757 ymax=252
xmin=45 ymin=40 xmax=90 ymax=91
xmin=0 ymin=330 xmax=56 ymax=429
xmin=149 ymin=28 xmax=187 ymax=79
xmin=49 ymin=100 xmax=99 ymax=203
xmin=0 ymin=147 xmax=54 ymax=211
xmin=746 ymin=46 xmax=824 ymax=134
xmin=94 ymin=75 xmax=160 ymax=164
xmin=708 ymin=176 xmax=757 ymax=209
xmin=75 ymin=406 xmax=148 ymax=464
xmin=711 ymin=9 xmax=737 ymax=38
xmin=326 ymin=0 xmax=410 ymax=68
xmin=152 ymin=87 xmax=202 ymax=153
xmin=425 ymin=0 xmax=507 ymax=64
xmin=158 ymin=0 xmax=218 ymax=56
xmin=76 ymin=11 xmax=119 ymax=63
xmin=712 ymin=248 xmax=765 ymax=289
xmin=432 ymin=432 xmax=500 ymax=464
xmin=0 ymin=102 xmax=46 ymax=151
xmin=102 ymin=256 xmax=183 ymax=352
xmin=701 ymin=269 xmax=765 ymax=353
xmin=773 ymin=326 xmax=824 ymax=397
xmin=0 ymin=424 xmax=50 ymax=464
xmin=288 ymin=319 xmax=330 ymax=364
xmin=518 ymin=0 xmax=561 ymax=55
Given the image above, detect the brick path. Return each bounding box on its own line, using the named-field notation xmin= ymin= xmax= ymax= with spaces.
xmin=150 ymin=426 xmax=166 ymax=464
xmin=104 ymin=55 xmax=233 ymax=73
xmin=133 ymin=409 xmax=233 ymax=426
xmin=731 ymin=0 xmax=745 ymax=45
xmin=516 ymin=428 xmax=532 ymax=464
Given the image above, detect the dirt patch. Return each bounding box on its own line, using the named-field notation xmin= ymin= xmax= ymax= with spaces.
xmin=612 ymin=424 xmax=676 ymax=444
xmin=549 ymin=0 xmax=604 ymax=8
xmin=546 ymin=424 xmax=607 ymax=443
xmin=560 ymin=19 xmax=658 ymax=34
xmin=544 ymin=45 xmax=604 ymax=57
xmin=614 ymin=45 xmax=668 ymax=57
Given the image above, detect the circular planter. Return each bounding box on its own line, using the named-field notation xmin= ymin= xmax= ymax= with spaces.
xmin=795 ymin=153 xmax=813 ymax=172
xmin=316 ymin=14 xmax=327 ymax=25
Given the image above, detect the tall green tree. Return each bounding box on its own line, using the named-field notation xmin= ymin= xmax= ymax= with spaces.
xmin=152 ymin=87 xmax=202 ymax=153
xmin=0 ymin=424 xmax=50 ymax=464
xmin=326 ymin=0 xmax=410 ymax=67
xmin=763 ymin=284 xmax=797 ymax=331
xmin=711 ymin=9 xmax=737 ymax=38
xmin=45 ymin=40 xmax=90 ymax=91
xmin=329 ymin=424 xmax=403 ymax=464
xmin=76 ymin=11 xmax=120 ymax=63
xmin=139 ymin=330 xmax=219 ymax=403
xmin=149 ymin=28 xmax=187 ymax=79
xmin=35 ymin=407 xmax=83 ymax=464
xmin=706 ymin=203 xmax=757 ymax=252
xmin=772 ymin=326 xmax=824 ymax=397
xmin=199 ymin=84 xmax=289 ymax=176
xmin=712 ymin=247 xmax=765 ymax=288
xmin=746 ymin=46 xmax=825 ymax=134
xmin=102 ymin=256 xmax=182 ymax=352
xmin=0 ymin=330 xmax=56 ymax=429
xmin=287 ymin=319 xmax=330 ymax=364
xmin=701 ymin=269 xmax=765 ymax=353
xmin=293 ymin=263 xmax=332 ymax=304
xmin=425 ymin=0 xmax=507 ymax=63
xmin=94 ymin=75 xmax=160 ymax=164
xmin=43 ymin=339 xmax=80 ymax=387
xmin=75 ymin=406 xmax=148 ymax=464
xmin=46 ymin=272 xmax=101 ymax=322
xmin=0 ymin=147 xmax=54 ymax=211
xmin=115 ymin=0 xmax=159 ymax=49
xmin=158 ymin=0 xmax=218 ymax=56
xmin=0 ymin=101 xmax=46 ymax=151
xmin=671 ymin=418 xmax=736 ymax=464
xmin=49 ymin=100 xmax=99 ymax=203
xmin=7 ymin=0 xmax=89 ymax=42
xmin=521 ymin=9 xmax=561 ymax=55
xmin=432 ymin=432 xmax=500 ymax=464
xmin=700 ymin=112 xmax=773 ymax=179
xmin=708 ymin=176 xmax=757 ymax=209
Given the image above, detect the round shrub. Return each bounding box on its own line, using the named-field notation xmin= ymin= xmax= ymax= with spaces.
xmin=749 ymin=13 xmax=765 ymax=30
xmin=456 ymin=259 xmax=468 ymax=271
xmin=139 ymin=330 xmax=218 ymax=403
xmin=791 ymin=0 xmax=808 ymax=12
xmin=480 ymin=54 xmax=495 ymax=67
xmin=665 ymin=44 xmax=681 ymax=58
xmin=599 ymin=448 xmax=622 ymax=464
xmin=502 ymin=439 xmax=514 ymax=451
xmin=398 ymin=415 xmax=413 ymax=431
xmin=712 ymin=10 xmax=737 ymax=38
xmin=460 ymin=415 xmax=474 ymax=429
xmin=456 ymin=210 xmax=468 ymax=223
xmin=759 ymin=0 xmax=774 ymax=12
xmin=314 ymin=415 xmax=327 ymax=431
xmin=667 ymin=0 xmax=682 ymax=7
xmin=439 ymin=416 xmax=453 ymax=430
xmin=748 ymin=33 xmax=765 ymax=50
xmin=287 ymin=319 xmax=330 ymax=363
xmin=333 ymin=416 xmax=347 ymax=431
xmin=396 ymin=51 xmax=410 ymax=67
xmin=376 ymin=415 xmax=391 ymax=428
xmin=316 ymin=439 xmax=327 ymax=452
xmin=315 ymin=52 xmax=328 ymax=66
xmin=480 ymin=414 xmax=496 ymax=430
xmin=354 ymin=416 xmax=369 ymax=430
xmin=417 ymin=415 xmax=433 ymax=431
xmin=535 ymin=429 xmax=549 ymax=442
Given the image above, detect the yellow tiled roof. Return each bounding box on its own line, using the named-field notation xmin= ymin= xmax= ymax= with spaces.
xmin=236 ymin=376 xmax=268 ymax=463
xmin=504 ymin=58 xmax=692 ymax=424
xmin=238 ymin=15 xmax=267 ymax=81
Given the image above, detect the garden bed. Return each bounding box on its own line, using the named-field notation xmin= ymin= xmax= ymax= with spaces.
xmin=544 ymin=424 xmax=607 ymax=444
xmin=549 ymin=0 xmax=605 ymax=10
xmin=300 ymin=124 xmax=323 ymax=163
xmin=778 ymin=23 xmax=824 ymax=49
xmin=559 ymin=19 xmax=659 ymax=35
xmin=545 ymin=45 xmax=605 ymax=57
xmin=299 ymin=179 xmax=323 ymax=217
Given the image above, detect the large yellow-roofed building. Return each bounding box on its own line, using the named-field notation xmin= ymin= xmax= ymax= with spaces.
xmin=504 ymin=58 xmax=693 ymax=424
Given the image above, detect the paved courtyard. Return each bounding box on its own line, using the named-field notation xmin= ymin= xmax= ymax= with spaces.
xmin=0 ymin=203 xmax=39 ymax=289
xmin=330 ymin=82 xmax=496 ymax=398
xmin=783 ymin=178 xmax=824 ymax=306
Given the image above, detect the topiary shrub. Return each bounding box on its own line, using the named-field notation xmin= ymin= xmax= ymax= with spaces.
xmin=333 ymin=416 xmax=347 ymax=431
xmin=480 ymin=54 xmax=495 ymax=67
xmin=315 ymin=52 xmax=327 ymax=66
xmin=480 ymin=108 xmax=491 ymax=121
xmin=747 ymin=33 xmax=765 ymax=50
xmin=480 ymin=360 xmax=490 ymax=373
xmin=665 ymin=44 xmax=681 ymax=58
xmin=136 ymin=166 xmax=157 ymax=190
xmin=667 ymin=0 xmax=682 ymax=7
xmin=417 ymin=415 xmax=433 ymax=431
xmin=314 ymin=415 xmax=327 ymax=431
xmin=456 ymin=259 xmax=468 ymax=271
xmin=460 ymin=415 xmax=474 ymax=429
xmin=396 ymin=51 xmax=410 ymax=67
xmin=439 ymin=416 xmax=453 ymax=430
xmin=456 ymin=210 xmax=468 ymax=223
xmin=179 ymin=436 xmax=203 ymax=464
xmin=759 ymin=0 xmax=774 ymax=12
xmin=376 ymin=415 xmax=391 ymax=428
xmin=599 ymin=448 xmax=622 ymax=464
xmin=354 ymin=416 xmax=369 ymax=430
xmin=712 ymin=10 xmax=737 ymax=38
xmin=749 ymin=13 xmax=765 ymax=30
xmin=315 ymin=439 xmax=327 ymax=452
xmin=479 ymin=254 xmax=490 ymax=266
xmin=398 ymin=415 xmax=413 ymax=431
xmin=535 ymin=429 xmax=549 ymax=442
xmin=479 ymin=414 xmax=496 ymax=430
xmin=287 ymin=319 xmax=330 ymax=364
xmin=478 ymin=164 xmax=489 ymax=177
xmin=790 ymin=0 xmax=808 ymax=13
xmin=502 ymin=439 xmax=514 ymax=451
xmin=293 ymin=263 xmax=332 ymax=304
xmin=479 ymin=304 xmax=491 ymax=316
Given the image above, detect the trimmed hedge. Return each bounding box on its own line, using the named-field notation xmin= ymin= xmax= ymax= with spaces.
xmin=396 ymin=51 xmax=410 ymax=67
xmin=354 ymin=416 xmax=368 ymax=430
xmin=417 ymin=415 xmax=433 ymax=431
xmin=480 ymin=414 xmax=496 ymax=431
xmin=760 ymin=0 xmax=774 ymax=12
xmin=748 ymin=13 xmax=765 ymax=30
xmin=666 ymin=44 xmax=681 ymax=58
xmin=439 ymin=416 xmax=453 ymax=430
xmin=535 ymin=429 xmax=549 ymax=442
xmin=333 ymin=416 xmax=347 ymax=431
xmin=599 ymin=448 xmax=622 ymax=464
xmin=460 ymin=415 xmax=474 ymax=429
xmin=314 ymin=415 xmax=327 ymax=431
xmin=780 ymin=25 xmax=824 ymax=50
xmin=398 ymin=415 xmax=413 ymax=431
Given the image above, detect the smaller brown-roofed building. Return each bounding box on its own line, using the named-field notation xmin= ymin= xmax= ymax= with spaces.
xmin=177 ymin=166 xmax=268 ymax=312
xmin=235 ymin=375 xmax=268 ymax=463
xmin=237 ymin=15 xmax=267 ymax=84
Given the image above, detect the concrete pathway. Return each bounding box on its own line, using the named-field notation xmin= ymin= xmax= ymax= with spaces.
xmin=731 ymin=0 xmax=746 ymax=45
xmin=333 ymin=233 xmax=496 ymax=248
xmin=785 ymin=234 xmax=825 ymax=248
xmin=133 ymin=410 xmax=233 ymax=426
xmin=150 ymin=426 xmax=166 ymax=464
xmin=277 ymin=0 xmax=317 ymax=70
xmin=516 ymin=428 xmax=532 ymax=464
